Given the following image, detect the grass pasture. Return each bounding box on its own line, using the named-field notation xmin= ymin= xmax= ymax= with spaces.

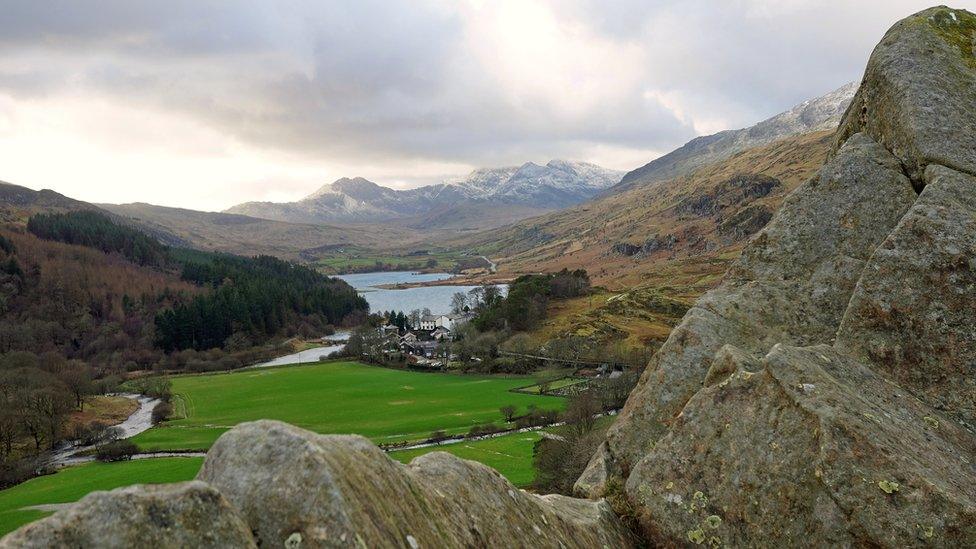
xmin=391 ymin=430 xmax=543 ymax=487
xmin=132 ymin=360 xmax=563 ymax=452
xmin=0 ymin=457 xmax=202 ymax=537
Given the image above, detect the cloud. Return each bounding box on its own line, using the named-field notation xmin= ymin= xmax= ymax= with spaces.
xmin=0 ymin=0 xmax=972 ymax=210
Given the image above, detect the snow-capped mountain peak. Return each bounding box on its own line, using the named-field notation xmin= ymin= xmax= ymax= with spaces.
xmin=225 ymin=160 xmax=622 ymax=227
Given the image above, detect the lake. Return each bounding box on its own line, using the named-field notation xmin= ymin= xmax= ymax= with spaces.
xmin=337 ymin=271 xmax=506 ymax=315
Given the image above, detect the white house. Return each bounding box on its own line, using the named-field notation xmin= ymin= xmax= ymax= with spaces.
xmin=418 ymin=314 xmax=452 ymax=331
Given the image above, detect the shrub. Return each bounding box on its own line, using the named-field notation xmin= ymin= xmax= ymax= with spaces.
xmin=95 ymin=440 xmax=137 ymax=462
xmin=467 ymin=423 xmax=504 ymax=438
xmin=0 ymin=457 xmax=45 ymax=490
xmin=427 ymin=430 xmax=449 ymax=443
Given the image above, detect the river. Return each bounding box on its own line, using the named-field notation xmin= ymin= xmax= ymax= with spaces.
xmin=249 ymin=332 xmax=350 ymax=369
xmin=48 ymin=393 xmax=161 ymax=468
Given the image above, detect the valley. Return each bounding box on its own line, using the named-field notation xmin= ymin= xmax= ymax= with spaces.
xmin=4 ymin=3 xmax=974 ymax=545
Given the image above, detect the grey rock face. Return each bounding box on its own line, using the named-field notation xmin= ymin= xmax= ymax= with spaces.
xmin=836 ymin=7 xmax=976 ymax=185
xmin=836 ymin=164 xmax=976 ymax=432
xmin=0 ymin=482 xmax=255 ymax=549
xmin=626 ymin=345 xmax=976 ymax=547
xmin=197 ymin=420 xmax=634 ymax=548
xmin=578 ymin=133 xmax=917 ymax=495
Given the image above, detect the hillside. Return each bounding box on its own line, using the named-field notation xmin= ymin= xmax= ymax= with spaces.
xmin=604 ymin=81 xmax=855 ymax=196
xmin=460 ymin=129 xmax=835 ymax=290
xmin=100 ymin=202 xmax=418 ymax=261
xmin=0 ymin=182 xmax=189 ymax=248
xmin=226 ymin=160 xmax=622 ymax=229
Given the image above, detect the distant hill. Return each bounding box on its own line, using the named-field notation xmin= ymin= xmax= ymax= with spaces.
xmin=604 ymin=82 xmax=856 ymax=196
xmin=225 ymin=160 xmax=622 ymax=229
xmin=0 ymin=181 xmax=190 ymax=247
xmin=100 ymin=202 xmax=418 ymax=261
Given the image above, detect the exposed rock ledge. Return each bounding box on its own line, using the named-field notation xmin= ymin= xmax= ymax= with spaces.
xmin=1 ymin=421 xmax=634 ymax=548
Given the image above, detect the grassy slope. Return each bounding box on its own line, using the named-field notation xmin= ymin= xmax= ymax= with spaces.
xmin=0 ymin=458 xmax=202 ymax=536
xmin=132 ymin=361 xmax=563 ymax=451
xmin=391 ymin=431 xmax=544 ymax=487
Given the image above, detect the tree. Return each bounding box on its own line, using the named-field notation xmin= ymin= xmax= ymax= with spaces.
xmin=450 ymin=292 xmax=468 ymax=314
xmin=0 ymin=407 xmax=19 ymax=460
xmin=480 ymin=284 xmax=502 ymax=308
xmin=408 ymin=309 xmax=422 ymax=329
xmin=58 ymin=361 xmax=94 ymax=409
xmin=500 ymin=405 xmax=517 ymax=422
xmin=151 ymin=401 xmax=173 ymax=424
xmin=29 ymin=385 xmax=74 ymax=449
xmin=563 ymin=390 xmax=599 ymax=437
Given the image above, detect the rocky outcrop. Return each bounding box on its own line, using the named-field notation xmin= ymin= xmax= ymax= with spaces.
xmin=0 ymin=482 xmax=256 ymax=548
xmin=197 ymin=421 xmax=633 ymax=548
xmin=2 ymin=421 xmax=634 ymax=548
xmin=577 ymin=6 xmax=976 ymax=546
xmin=579 ymin=132 xmax=918 ymax=491
xmin=627 ymin=345 xmax=976 ymax=547
xmin=835 ymin=7 xmax=976 ymax=186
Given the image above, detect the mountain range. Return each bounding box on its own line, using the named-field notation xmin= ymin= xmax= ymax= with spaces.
xmin=225 ymin=160 xmax=622 ymax=229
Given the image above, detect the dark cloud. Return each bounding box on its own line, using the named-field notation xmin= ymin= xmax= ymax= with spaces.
xmin=1 ymin=0 xmax=974 ymax=185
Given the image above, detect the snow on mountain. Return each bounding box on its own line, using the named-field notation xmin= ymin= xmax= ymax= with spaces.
xmin=606 ymin=82 xmax=858 ymax=195
xmin=225 ymin=161 xmax=622 ymax=227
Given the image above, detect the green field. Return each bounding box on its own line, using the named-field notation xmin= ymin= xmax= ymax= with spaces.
xmin=391 ymin=430 xmax=543 ymax=487
xmin=0 ymin=458 xmax=202 ymax=537
xmin=132 ymin=361 xmax=563 ymax=451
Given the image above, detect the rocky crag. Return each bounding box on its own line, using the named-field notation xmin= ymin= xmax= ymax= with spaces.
xmin=3 ymin=6 xmax=975 ymax=548
xmin=576 ymin=5 xmax=976 ymax=546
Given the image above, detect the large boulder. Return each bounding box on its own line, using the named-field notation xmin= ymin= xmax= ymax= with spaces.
xmin=0 ymin=482 xmax=255 ymax=548
xmin=577 ymin=132 xmax=917 ymax=495
xmin=626 ymin=345 xmax=976 ymax=547
xmin=835 ymin=6 xmax=976 ymax=185
xmin=197 ymin=420 xmax=635 ymax=548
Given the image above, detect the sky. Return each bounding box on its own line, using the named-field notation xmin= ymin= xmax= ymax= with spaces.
xmin=0 ymin=0 xmax=972 ymax=211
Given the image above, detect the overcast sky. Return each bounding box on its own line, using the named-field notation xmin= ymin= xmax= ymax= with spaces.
xmin=1 ymin=0 xmax=971 ymax=211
